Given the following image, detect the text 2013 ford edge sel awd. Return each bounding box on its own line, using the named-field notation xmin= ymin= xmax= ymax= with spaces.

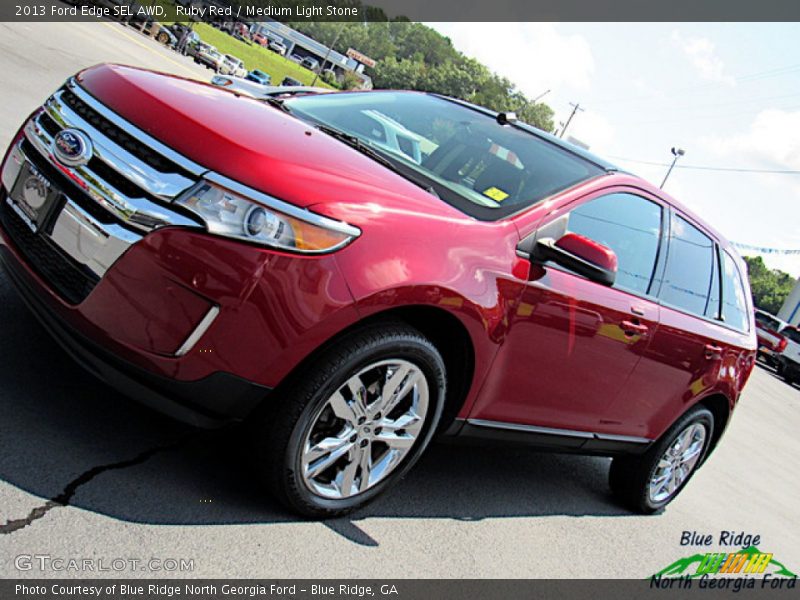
xmin=0 ymin=65 xmax=757 ymax=517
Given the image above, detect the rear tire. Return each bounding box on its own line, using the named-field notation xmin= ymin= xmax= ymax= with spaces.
xmin=609 ymin=406 xmax=714 ymax=514
xmin=251 ymin=323 xmax=446 ymax=518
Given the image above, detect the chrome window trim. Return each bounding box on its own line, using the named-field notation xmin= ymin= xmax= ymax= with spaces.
xmin=466 ymin=418 xmax=652 ymax=444
xmin=67 ymin=79 xmax=207 ymax=177
xmin=204 ymin=171 xmax=362 ymax=239
xmin=175 ymin=306 xmax=220 ymax=357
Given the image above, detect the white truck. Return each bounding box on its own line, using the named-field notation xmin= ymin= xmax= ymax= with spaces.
xmin=777 ymin=326 xmax=800 ymax=385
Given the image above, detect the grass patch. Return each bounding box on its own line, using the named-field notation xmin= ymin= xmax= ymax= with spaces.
xmin=190 ymin=23 xmax=333 ymax=87
xmin=141 ymin=0 xmax=333 ymax=87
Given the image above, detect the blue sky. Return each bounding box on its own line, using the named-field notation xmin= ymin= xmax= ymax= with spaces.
xmin=430 ymin=23 xmax=800 ymax=278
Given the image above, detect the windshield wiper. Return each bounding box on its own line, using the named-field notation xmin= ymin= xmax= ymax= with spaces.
xmin=264 ymin=96 xmax=291 ymax=113
xmin=315 ymin=125 xmax=439 ymax=198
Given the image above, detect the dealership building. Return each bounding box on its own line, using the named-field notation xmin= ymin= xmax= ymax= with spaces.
xmin=249 ymin=20 xmax=374 ymax=89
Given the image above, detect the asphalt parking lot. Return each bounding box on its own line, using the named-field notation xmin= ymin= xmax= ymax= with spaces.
xmin=0 ymin=21 xmax=799 ymax=579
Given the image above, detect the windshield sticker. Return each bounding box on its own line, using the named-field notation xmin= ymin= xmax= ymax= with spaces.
xmin=483 ymin=187 xmax=510 ymax=202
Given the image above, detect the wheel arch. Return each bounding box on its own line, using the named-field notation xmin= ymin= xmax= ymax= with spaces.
xmin=696 ymin=392 xmax=732 ymax=462
xmin=267 ymin=304 xmax=477 ymax=433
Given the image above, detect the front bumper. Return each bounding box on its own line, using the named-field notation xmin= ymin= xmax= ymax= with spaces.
xmin=0 ymin=79 xmax=360 ymax=426
xmin=1 ymin=245 xmax=269 ymax=427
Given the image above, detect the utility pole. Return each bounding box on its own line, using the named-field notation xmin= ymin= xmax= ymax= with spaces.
xmin=559 ymin=102 xmax=583 ymax=138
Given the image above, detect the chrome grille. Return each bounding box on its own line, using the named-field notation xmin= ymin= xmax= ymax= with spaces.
xmin=1 ymin=78 xmax=210 ymax=304
xmin=26 ymin=79 xmax=202 ymax=232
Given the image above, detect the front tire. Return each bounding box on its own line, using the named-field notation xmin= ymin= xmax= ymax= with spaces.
xmin=609 ymin=406 xmax=714 ymax=514
xmin=253 ymin=323 xmax=446 ymax=518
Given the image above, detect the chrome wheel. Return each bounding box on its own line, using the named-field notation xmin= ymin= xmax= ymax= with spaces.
xmin=648 ymin=422 xmax=706 ymax=503
xmin=300 ymin=359 xmax=429 ymax=500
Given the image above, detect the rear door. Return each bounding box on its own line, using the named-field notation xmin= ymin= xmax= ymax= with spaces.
xmin=608 ymin=213 xmax=755 ymax=440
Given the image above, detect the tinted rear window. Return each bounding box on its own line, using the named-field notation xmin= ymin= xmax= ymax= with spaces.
xmin=721 ymin=251 xmax=750 ymax=332
xmin=660 ymin=216 xmax=716 ymax=317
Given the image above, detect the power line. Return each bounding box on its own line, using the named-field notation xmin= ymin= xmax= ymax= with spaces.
xmin=610 ymin=156 xmax=800 ymax=175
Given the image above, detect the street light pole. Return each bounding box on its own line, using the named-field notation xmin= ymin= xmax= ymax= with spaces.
xmin=660 ymin=147 xmax=685 ymax=189
xmin=532 ymin=89 xmax=551 ymax=103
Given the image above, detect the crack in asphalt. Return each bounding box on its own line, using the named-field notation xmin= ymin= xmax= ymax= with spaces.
xmin=0 ymin=438 xmax=186 ymax=535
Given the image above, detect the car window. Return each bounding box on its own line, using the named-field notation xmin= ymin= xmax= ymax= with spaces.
xmin=566 ymin=193 xmax=662 ymax=295
xmin=784 ymin=328 xmax=800 ymax=343
xmin=721 ymin=251 xmax=750 ymax=332
xmin=660 ymin=215 xmax=715 ymax=317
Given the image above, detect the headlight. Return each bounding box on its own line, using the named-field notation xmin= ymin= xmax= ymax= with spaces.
xmin=175 ymin=180 xmax=359 ymax=253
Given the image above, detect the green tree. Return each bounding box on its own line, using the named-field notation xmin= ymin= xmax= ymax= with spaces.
xmin=742 ymin=256 xmax=796 ymax=314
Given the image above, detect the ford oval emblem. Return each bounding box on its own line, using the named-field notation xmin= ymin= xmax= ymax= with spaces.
xmin=52 ymin=128 xmax=93 ymax=167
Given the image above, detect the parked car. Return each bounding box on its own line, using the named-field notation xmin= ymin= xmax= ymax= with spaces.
xmin=268 ymin=39 xmax=288 ymax=56
xmin=252 ymin=33 xmax=269 ymax=47
xmin=221 ymin=54 xmax=247 ymax=78
xmin=165 ymin=23 xmax=199 ymax=49
xmin=194 ymin=46 xmax=225 ymax=72
xmin=300 ymin=57 xmax=320 ymax=72
xmin=245 ymin=70 xmax=272 ymax=85
xmin=280 ymin=76 xmax=304 ymax=86
xmin=754 ymin=309 xmax=789 ymax=366
xmin=776 ymin=326 xmax=800 ymax=385
xmin=186 ymin=40 xmax=212 ymax=61
xmin=0 ymin=65 xmax=757 ymax=518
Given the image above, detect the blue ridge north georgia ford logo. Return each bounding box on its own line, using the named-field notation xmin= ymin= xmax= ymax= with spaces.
xmin=52 ymin=128 xmax=93 ymax=167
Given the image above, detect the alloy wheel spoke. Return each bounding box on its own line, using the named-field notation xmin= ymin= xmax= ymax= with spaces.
xmin=346 ymin=376 xmax=369 ymax=419
xmin=306 ymin=440 xmax=353 ymax=479
xmin=357 ymin=444 xmax=373 ymax=492
xmin=378 ymin=365 xmax=413 ymax=415
xmin=329 ymin=391 xmax=358 ymax=425
xmin=338 ymin=447 xmax=361 ymax=497
xmin=374 ymin=431 xmax=416 ymax=449
xmin=305 ymin=433 xmax=351 ymax=464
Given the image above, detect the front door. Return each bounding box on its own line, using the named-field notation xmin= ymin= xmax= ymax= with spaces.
xmin=469 ymin=190 xmax=666 ymax=435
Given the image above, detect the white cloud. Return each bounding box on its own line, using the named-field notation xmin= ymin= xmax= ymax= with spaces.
xmin=430 ymin=23 xmax=595 ymax=97
xmin=702 ymin=108 xmax=800 ymax=177
xmin=671 ymin=31 xmax=735 ymax=86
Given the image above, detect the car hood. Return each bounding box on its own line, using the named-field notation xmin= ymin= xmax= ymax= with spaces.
xmin=76 ymin=64 xmax=461 ymax=220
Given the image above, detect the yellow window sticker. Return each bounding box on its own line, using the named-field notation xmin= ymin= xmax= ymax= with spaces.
xmin=483 ymin=186 xmax=509 ymax=202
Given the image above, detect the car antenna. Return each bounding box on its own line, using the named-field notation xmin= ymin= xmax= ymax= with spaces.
xmin=496 ymin=112 xmax=518 ymax=126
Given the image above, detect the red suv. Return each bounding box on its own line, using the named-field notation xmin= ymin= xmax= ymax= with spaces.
xmin=0 ymin=65 xmax=756 ymax=517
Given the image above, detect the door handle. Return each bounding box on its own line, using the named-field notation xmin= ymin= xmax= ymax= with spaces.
xmin=705 ymin=344 xmax=723 ymax=360
xmin=621 ymin=320 xmax=649 ymax=336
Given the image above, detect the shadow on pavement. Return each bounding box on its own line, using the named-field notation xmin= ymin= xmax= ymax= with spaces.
xmin=0 ymin=272 xmax=630 ymax=545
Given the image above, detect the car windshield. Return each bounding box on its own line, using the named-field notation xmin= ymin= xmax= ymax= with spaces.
xmin=284 ymin=91 xmax=603 ymax=219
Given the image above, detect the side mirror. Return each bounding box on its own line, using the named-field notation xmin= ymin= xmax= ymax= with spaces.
xmin=533 ymin=232 xmax=617 ymax=286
